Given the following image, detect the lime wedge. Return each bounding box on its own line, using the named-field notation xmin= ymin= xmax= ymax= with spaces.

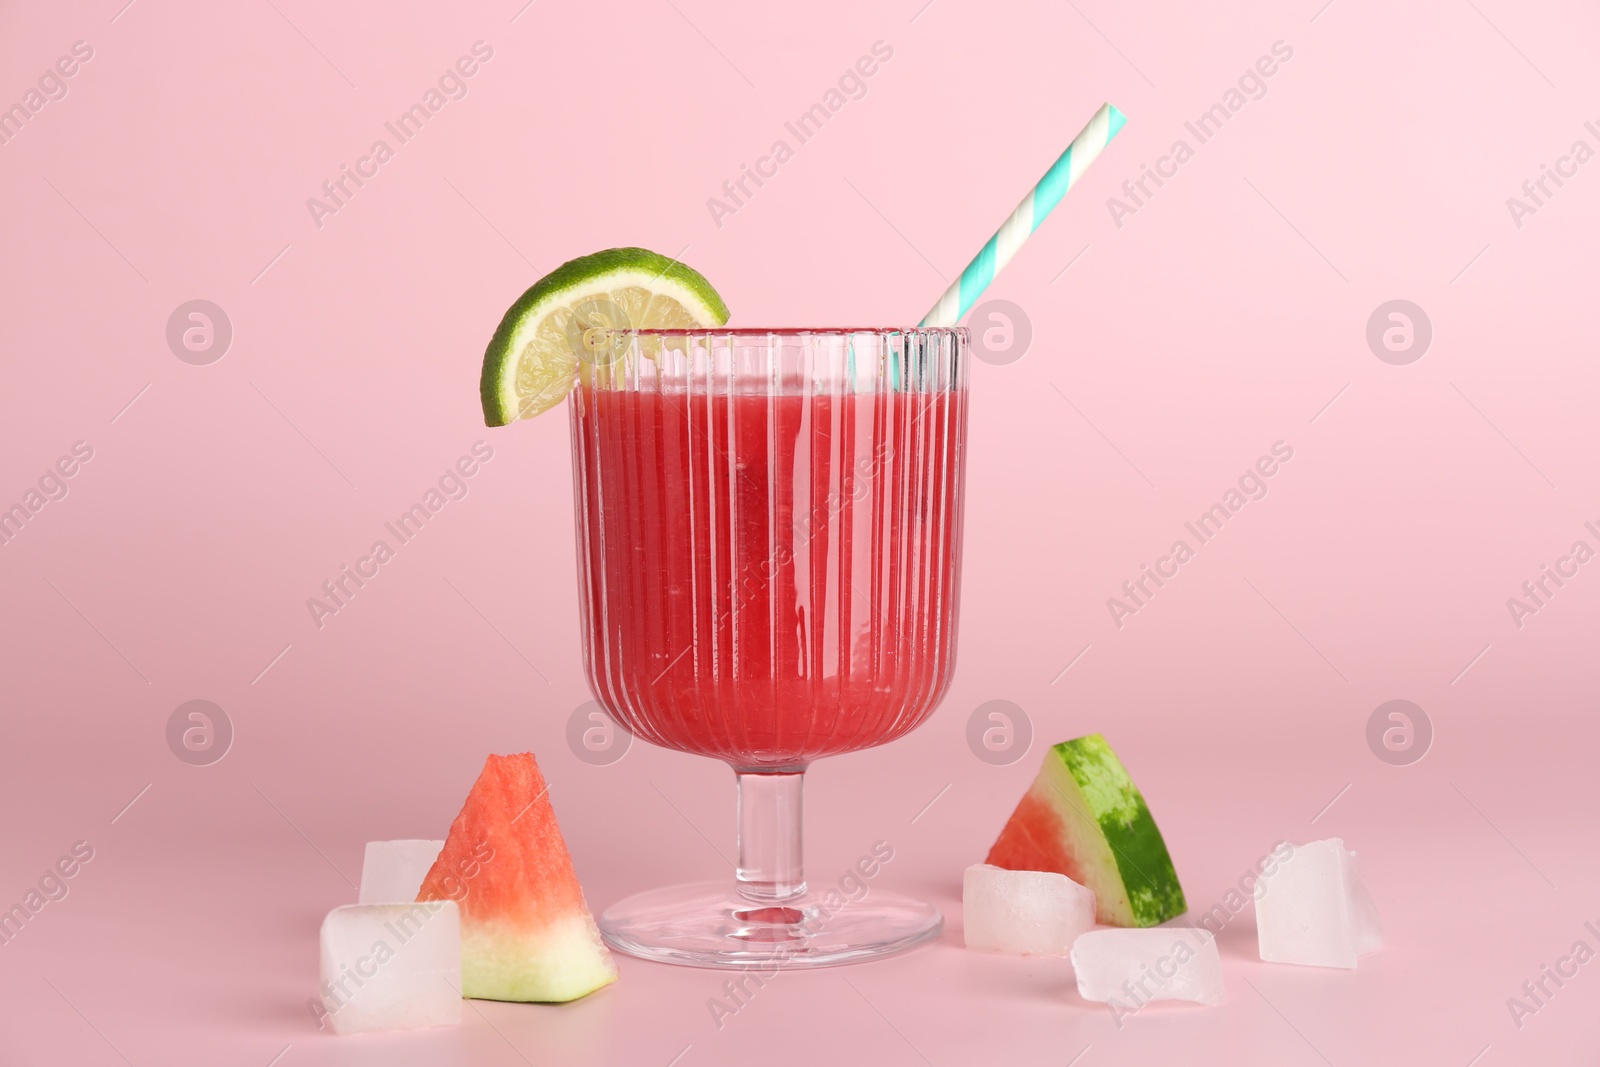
xmin=479 ymin=247 xmax=730 ymax=426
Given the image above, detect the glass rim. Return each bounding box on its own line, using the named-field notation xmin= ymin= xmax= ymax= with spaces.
xmin=587 ymin=326 xmax=970 ymax=340
xmin=571 ymin=324 xmax=970 ymax=393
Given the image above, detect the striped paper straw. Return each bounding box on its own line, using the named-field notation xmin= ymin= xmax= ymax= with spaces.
xmin=919 ymin=102 xmax=1125 ymax=328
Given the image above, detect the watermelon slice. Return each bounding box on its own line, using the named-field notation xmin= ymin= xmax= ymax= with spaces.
xmin=417 ymin=753 xmax=617 ymax=1002
xmin=985 ymin=734 xmax=1186 ymax=928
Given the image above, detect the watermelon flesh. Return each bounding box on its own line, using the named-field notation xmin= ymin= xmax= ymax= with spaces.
xmin=985 ymin=734 xmax=1186 ymax=928
xmin=417 ymin=753 xmax=617 ymax=1002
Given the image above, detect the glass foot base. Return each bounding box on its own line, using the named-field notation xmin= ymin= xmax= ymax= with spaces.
xmin=598 ymin=882 xmax=943 ymax=969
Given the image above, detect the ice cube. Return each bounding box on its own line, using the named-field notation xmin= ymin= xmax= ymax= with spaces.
xmin=1071 ymin=928 xmax=1225 ymax=1007
xmin=318 ymin=901 xmax=461 ymax=1035
xmin=963 ymin=864 xmax=1096 ymax=955
xmin=359 ymin=840 xmax=445 ymax=904
xmin=1255 ymin=837 xmax=1382 ymax=969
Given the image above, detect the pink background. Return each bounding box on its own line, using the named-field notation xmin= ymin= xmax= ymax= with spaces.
xmin=3 ymin=0 xmax=1599 ymax=1062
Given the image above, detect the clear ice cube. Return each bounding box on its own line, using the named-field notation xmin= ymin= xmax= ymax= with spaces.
xmin=318 ymin=901 xmax=460 ymax=1035
xmin=358 ymin=840 xmax=445 ymax=904
xmin=1255 ymin=837 xmax=1382 ymax=969
xmin=1071 ymin=927 xmax=1225 ymax=1006
xmin=963 ymin=863 xmax=1096 ymax=956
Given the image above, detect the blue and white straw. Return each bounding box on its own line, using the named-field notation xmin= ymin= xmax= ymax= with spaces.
xmin=920 ymin=102 xmax=1126 ymax=328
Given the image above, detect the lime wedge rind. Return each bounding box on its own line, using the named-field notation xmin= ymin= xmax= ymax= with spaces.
xmin=480 ymin=247 xmax=730 ymax=427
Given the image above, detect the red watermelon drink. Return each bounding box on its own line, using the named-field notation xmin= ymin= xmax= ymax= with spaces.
xmin=572 ymin=385 xmax=964 ymax=766
xmin=569 ymin=327 xmax=969 ymax=967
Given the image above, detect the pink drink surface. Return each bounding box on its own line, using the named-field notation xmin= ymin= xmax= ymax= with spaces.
xmin=572 ymin=383 xmax=966 ymax=768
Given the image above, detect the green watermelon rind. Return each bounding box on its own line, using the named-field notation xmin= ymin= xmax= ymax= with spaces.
xmin=458 ymin=914 xmax=616 ymax=1003
xmin=1048 ymin=734 xmax=1186 ymax=927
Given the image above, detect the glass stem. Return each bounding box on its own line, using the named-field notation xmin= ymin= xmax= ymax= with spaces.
xmin=735 ymin=770 xmax=806 ymax=903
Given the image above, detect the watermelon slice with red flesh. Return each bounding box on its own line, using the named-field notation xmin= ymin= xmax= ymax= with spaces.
xmin=985 ymin=734 xmax=1186 ymax=928
xmin=417 ymin=753 xmax=617 ymax=1002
